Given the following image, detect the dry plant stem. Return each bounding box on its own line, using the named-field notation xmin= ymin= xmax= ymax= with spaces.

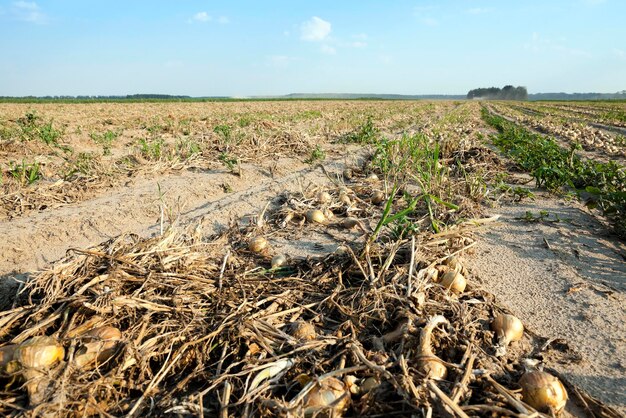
xmin=486 ymin=375 xmax=550 ymax=417
xmin=407 ymin=235 xmax=416 ymax=297
xmin=450 ymin=351 xmax=476 ymax=404
xmin=219 ymin=381 xmax=232 ymax=418
xmin=427 ymin=380 xmax=471 ymax=418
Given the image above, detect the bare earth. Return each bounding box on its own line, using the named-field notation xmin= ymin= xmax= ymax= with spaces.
xmin=468 ymin=192 xmax=626 ymax=413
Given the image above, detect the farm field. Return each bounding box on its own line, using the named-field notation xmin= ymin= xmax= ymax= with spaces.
xmin=0 ymin=100 xmax=624 ymax=416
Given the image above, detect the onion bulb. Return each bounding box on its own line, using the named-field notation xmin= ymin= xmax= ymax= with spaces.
xmin=417 ymin=315 xmax=449 ymax=380
xmin=271 ymin=254 xmax=287 ymax=269
xmin=295 ymin=375 xmax=351 ymax=417
xmin=248 ymin=236 xmax=268 ymax=253
xmin=440 ymin=271 xmax=466 ymax=294
xmin=491 ymin=314 xmax=524 ymax=357
xmin=370 ymin=191 xmax=385 ymax=205
xmin=365 ymin=173 xmax=379 ymax=182
xmin=305 ymin=209 xmax=326 ymax=224
xmin=519 ymin=371 xmax=567 ymax=413
xmin=290 ymin=321 xmax=316 ymax=341
xmin=75 ymin=326 xmax=122 ymax=369
xmin=343 ymin=168 xmax=353 ymax=180
xmin=316 ymin=191 xmax=332 ymax=204
xmin=340 ymin=217 xmax=359 ymax=230
xmin=13 ymin=336 xmax=65 ymax=405
xmin=339 ymin=192 xmax=352 ymax=205
xmin=444 ymin=256 xmax=463 ymax=273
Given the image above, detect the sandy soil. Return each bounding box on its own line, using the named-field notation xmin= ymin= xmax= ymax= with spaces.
xmin=468 ymin=192 xmax=626 ymax=413
xmin=0 ymin=144 xmax=369 ymax=308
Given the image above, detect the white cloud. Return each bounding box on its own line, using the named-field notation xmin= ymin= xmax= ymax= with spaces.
xmin=352 ymin=33 xmax=368 ymax=40
xmin=300 ymin=16 xmax=331 ymax=41
xmin=218 ymin=16 xmax=230 ymax=24
xmin=320 ymin=45 xmax=336 ymax=55
xmin=348 ymin=41 xmax=367 ymax=48
xmin=467 ymin=7 xmax=493 ymax=15
xmin=12 ymin=1 xmax=47 ymax=24
xmin=613 ymin=48 xmax=625 ymax=60
xmin=191 ymin=12 xmax=211 ymax=23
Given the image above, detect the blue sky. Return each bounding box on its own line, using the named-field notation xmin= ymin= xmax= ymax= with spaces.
xmin=0 ymin=0 xmax=624 ymax=96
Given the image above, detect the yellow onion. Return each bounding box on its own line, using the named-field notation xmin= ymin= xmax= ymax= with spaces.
xmin=365 ymin=173 xmax=379 ymax=182
xmin=342 ymin=168 xmax=353 ymax=180
xmin=519 ymin=371 xmax=568 ymax=413
xmin=75 ymin=326 xmax=122 ymax=369
xmin=417 ymin=315 xmax=448 ymax=380
xmin=271 ymin=254 xmax=288 ymax=269
xmin=248 ymin=236 xmax=268 ymax=253
xmin=359 ymin=376 xmax=380 ymax=394
xmin=423 ymin=266 xmax=439 ymax=283
xmin=316 ymin=191 xmax=332 ymax=204
xmin=290 ymin=321 xmax=316 ymax=341
xmin=305 ymin=209 xmax=326 ymax=224
xmin=296 ymin=375 xmax=351 ymax=417
xmin=13 ymin=336 xmax=65 ymax=405
xmin=0 ymin=344 xmax=16 ymax=371
xmin=339 ymin=192 xmax=352 ymax=206
xmin=492 ymin=314 xmax=524 ymax=357
xmin=440 ymin=271 xmax=466 ymax=294
xmin=340 ymin=217 xmax=359 ymax=230
xmin=444 ymin=255 xmax=463 ymax=273
xmin=370 ymin=191 xmax=385 ymax=205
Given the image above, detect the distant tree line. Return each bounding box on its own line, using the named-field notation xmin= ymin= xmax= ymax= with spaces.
xmin=467 ymin=85 xmax=528 ymax=100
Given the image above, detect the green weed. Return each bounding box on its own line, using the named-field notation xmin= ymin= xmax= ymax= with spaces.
xmin=342 ymin=116 xmax=378 ymax=144
xmin=218 ymin=152 xmax=238 ymax=172
xmin=8 ymin=160 xmax=41 ymax=185
xmin=139 ymin=138 xmax=164 ymax=160
xmin=305 ymin=145 xmax=326 ymax=164
xmin=90 ymin=130 xmax=120 ymax=155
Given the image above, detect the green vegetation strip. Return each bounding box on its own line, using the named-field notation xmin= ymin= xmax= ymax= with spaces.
xmin=482 ymin=108 xmax=626 ymax=238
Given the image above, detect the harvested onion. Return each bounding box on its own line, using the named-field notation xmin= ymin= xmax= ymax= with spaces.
xmin=342 ymin=168 xmax=353 ymax=180
xmin=271 ymin=254 xmax=287 ymax=269
xmin=295 ymin=375 xmax=351 ymax=417
xmin=316 ymin=191 xmax=332 ymax=204
xmin=444 ymin=255 xmax=463 ymax=273
xmin=305 ymin=209 xmax=326 ymax=224
xmin=13 ymin=336 xmax=65 ymax=405
xmin=417 ymin=315 xmax=448 ymax=380
xmin=492 ymin=314 xmax=523 ymax=357
xmin=370 ymin=190 xmax=385 ymax=205
xmin=365 ymin=173 xmax=379 ymax=182
xmin=290 ymin=321 xmax=317 ymax=341
xmin=75 ymin=326 xmax=122 ymax=369
xmin=340 ymin=217 xmax=359 ymax=230
xmin=440 ymin=271 xmax=466 ymax=294
xmin=248 ymin=236 xmax=268 ymax=253
xmin=519 ymin=371 xmax=567 ymax=413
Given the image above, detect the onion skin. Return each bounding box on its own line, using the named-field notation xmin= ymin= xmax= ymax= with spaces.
xmin=298 ymin=376 xmax=350 ymax=417
xmin=440 ymin=271 xmax=466 ymax=294
xmin=492 ymin=314 xmax=524 ymax=357
xmin=519 ymin=371 xmax=567 ymax=413
xmin=316 ymin=191 xmax=332 ymax=204
xmin=13 ymin=336 xmax=65 ymax=405
xmin=271 ymin=254 xmax=287 ymax=269
xmin=290 ymin=321 xmax=316 ymax=341
xmin=305 ymin=209 xmax=326 ymax=224
xmin=371 ymin=191 xmax=385 ymax=205
xmin=417 ymin=315 xmax=448 ymax=380
xmin=248 ymin=236 xmax=268 ymax=253
xmin=75 ymin=326 xmax=122 ymax=369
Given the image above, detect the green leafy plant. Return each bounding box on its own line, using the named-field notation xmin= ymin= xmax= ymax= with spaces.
xmin=482 ymin=107 xmax=626 ymax=238
xmin=90 ymin=130 xmax=120 ymax=155
xmin=8 ymin=160 xmax=41 ymax=185
xmin=139 ymin=138 xmax=164 ymax=160
xmin=342 ymin=116 xmax=378 ymax=144
xmin=213 ymin=124 xmax=232 ymax=141
xmin=218 ymin=152 xmax=238 ymax=172
xmin=16 ymin=111 xmax=63 ymax=145
xmin=305 ymin=145 xmax=326 ymax=164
